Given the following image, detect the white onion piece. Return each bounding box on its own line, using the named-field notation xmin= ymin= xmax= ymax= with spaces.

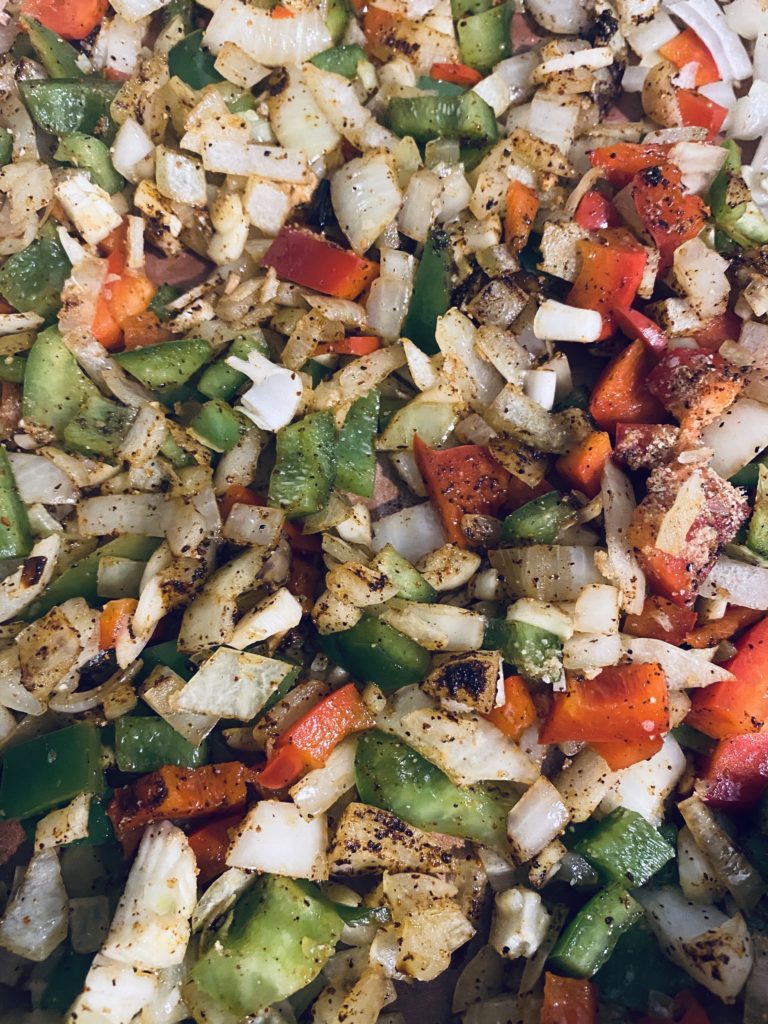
xmin=525 ymin=0 xmax=593 ymax=34
xmin=506 ymin=778 xmax=570 ymax=863
xmin=728 ymin=81 xmax=768 ymax=140
xmin=599 ymin=461 xmax=646 ymax=615
xmin=666 ymin=0 xmax=752 ymax=81
xmin=70 ymin=954 xmax=159 ymax=1024
xmin=699 ymin=556 xmax=768 ymax=610
xmin=290 ymin=737 xmax=358 ymax=819
xmin=174 ymin=646 xmax=291 ymax=720
xmin=203 ymin=0 xmax=331 ymax=65
xmin=620 ymin=635 xmax=735 ymax=690
xmin=490 ymin=545 xmax=607 ymax=602
xmin=372 ymin=503 xmax=447 ymax=563
xmin=0 ymin=850 xmax=68 ymax=961
xmin=555 ymin=748 xmax=615 ymax=823
xmin=0 ymin=534 xmax=61 ymax=624
xmin=35 ymin=793 xmax=91 ymax=850
xmin=227 ymin=801 xmax=329 ymax=880
xmin=600 ymin=734 xmax=686 ymax=825
xmin=8 ymin=453 xmax=77 ymax=506
xmin=331 ymin=153 xmax=402 ymax=255
xmin=702 ymin=398 xmax=768 ymax=478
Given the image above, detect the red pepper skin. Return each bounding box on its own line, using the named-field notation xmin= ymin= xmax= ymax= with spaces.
xmin=574 ymin=189 xmax=622 ymax=231
xmin=430 ymin=61 xmax=483 ymax=87
xmin=659 ymin=28 xmax=720 ymax=86
xmin=589 ymin=339 xmax=666 ymax=433
xmin=639 ymin=991 xmax=710 ymax=1024
xmin=262 ymin=228 xmax=379 ymax=300
xmin=188 ymin=813 xmax=243 ymax=883
xmin=567 ymin=235 xmax=647 ymax=339
xmin=589 ymin=142 xmax=671 ymax=189
xmin=688 ymin=616 xmax=768 ymax=739
xmin=613 ymin=306 xmax=668 ymax=355
xmin=413 ymin=435 xmax=511 ymax=547
xmin=623 ymin=595 xmax=697 ymax=646
xmin=693 ymin=310 xmax=742 ymax=351
xmin=703 ymin=732 xmax=768 ymax=811
xmin=541 ymin=973 xmax=597 ymax=1024
xmin=256 ymin=744 xmax=307 ymax=791
xmin=631 ymin=162 xmax=707 ymax=268
xmin=677 ymin=89 xmax=728 ymax=140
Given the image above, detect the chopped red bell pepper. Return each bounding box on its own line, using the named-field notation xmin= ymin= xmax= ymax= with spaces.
xmin=554 ymin=430 xmax=612 ymax=499
xmin=693 ymin=310 xmax=742 ymax=351
xmin=413 ymin=435 xmax=511 ymax=547
xmin=574 ymin=189 xmax=622 ymax=231
xmin=541 ymin=973 xmax=597 ymax=1024
xmin=259 ymin=683 xmax=373 ymax=790
xmin=647 ymin=348 xmax=744 ymax=438
xmin=567 ymin=234 xmax=647 ymax=339
xmin=589 ymin=142 xmax=671 ymax=189
xmin=677 ymin=89 xmax=728 ymax=140
xmin=92 ymin=224 xmax=156 ymax=351
xmin=99 ymin=598 xmax=138 ymax=651
xmin=262 ymin=228 xmax=379 ymax=300
xmin=504 ymin=179 xmax=539 ymax=253
xmin=589 ymin=339 xmax=666 ymax=433
xmin=631 ymin=162 xmax=707 ymax=268
xmin=687 ymin=615 xmax=768 ymax=739
xmin=539 ymin=663 xmax=670 ymax=770
xmin=22 ymin=0 xmax=108 ymax=38
xmin=430 ymin=61 xmax=483 ymax=87
xmin=623 ymin=595 xmax=698 ymax=646
xmin=659 ymin=28 xmax=720 ymax=86
xmin=362 ymin=5 xmax=400 ymax=60
xmin=684 ymin=605 xmax=762 ymax=649
xmin=613 ymin=306 xmax=668 ymax=355
xmin=315 ymin=335 xmax=382 ymax=356
xmin=639 ymin=991 xmax=710 ymax=1024
xmin=484 ymin=675 xmax=536 ymax=741
xmin=188 ymin=813 xmax=243 ymax=883
xmin=703 ymin=732 xmax=768 ymax=811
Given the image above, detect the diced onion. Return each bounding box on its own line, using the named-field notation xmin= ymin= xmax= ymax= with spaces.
xmin=506 ymin=778 xmax=570 ymax=863
xmin=227 ymin=800 xmax=329 ymax=880
xmin=0 ymin=850 xmax=68 ymax=961
xmin=290 ymin=737 xmax=358 ymax=819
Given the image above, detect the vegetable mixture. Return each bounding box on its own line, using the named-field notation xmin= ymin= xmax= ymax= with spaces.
xmin=2 ymin=0 xmax=768 ymax=1021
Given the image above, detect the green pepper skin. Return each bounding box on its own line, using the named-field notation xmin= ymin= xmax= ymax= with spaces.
xmin=41 ymin=949 xmax=93 ymax=1014
xmin=371 ymin=545 xmax=437 ymax=602
xmin=163 ymin=0 xmax=193 ymax=32
xmin=457 ymin=3 xmax=511 ymax=70
xmin=141 ymin=640 xmax=193 ymax=681
xmin=325 ymin=0 xmax=350 ymax=43
xmin=0 ymin=723 xmax=104 ymax=820
xmin=573 ymin=808 xmax=675 ymax=888
xmin=190 ymin=400 xmax=242 ymax=452
xmin=168 ymin=30 xmax=224 ymax=89
xmin=335 ymin=388 xmax=380 ymax=498
xmin=500 ymin=491 xmax=575 ymax=545
xmin=483 ymin=617 xmax=562 ymax=682
xmin=311 ymin=44 xmax=367 ymax=77
xmin=593 ymin=924 xmax=691 ymax=1012
xmin=388 ymin=91 xmax=497 ymax=145
xmin=0 ymin=443 xmax=32 ymax=559
xmin=0 ymin=127 xmax=13 ymax=167
xmin=356 ymin=730 xmax=509 ymax=847
xmin=451 ymin=0 xmax=492 ymax=17
xmin=190 ymin=875 xmax=343 ymax=1013
xmin=23 ymin=326 xmax=90 ymax=436
xmin=23 ymin=17 xmax=83 ymax=79
xmin=0 ymin=355 xmax=26 ymax=384
xmin=63 ymin=391 xmax=136 ymax=458
xmin=549 ymin=883 xmax=644 ymax=978
xmin=320 ymin=613 xmax=431 ymax=691
xmin=401 ymin=227 xmax=453 ymax=356
xmin=115 ymin=716 xmax=208 ymax=773
xmin=148 ymin=284 xmax=181 ymax=321
xmin=55 ymin=133 xmax=125 ymax=194
xmin=115 ymin=338 xmax=212 ymax=389
xmin=198 ymin=333 xmax=268 ymax=402
xmin=19 ymin=79 xmax=121 ymax=141
xmin=268 ymin=411 xmax=336 ymax=519
xmin=0 ymin=231 xmax=71 ymax=319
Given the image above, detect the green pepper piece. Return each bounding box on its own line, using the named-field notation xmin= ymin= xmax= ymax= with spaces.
xmin=457 ymin=3 xmax=511 ymax=71
xmin=747 ymin=464 xmax=768 ymax=556
xmin=63 ymin=391 xmax=136 ymax=458
xmin=456 ymin=90 xmax=498 ymax=143
xmin=416 ymin=75 xmax=467 ymax=98
xmin=320 ymin=613 xmax=431 ymax=691
xmin=73 ymin=797 xmax=115 ymax=846
xmin=22 ymin=17 xmax=83 ymax=79
xmin=19 ymin=79 xmax=121 ymax=141
xmin=554 ymin=385 xmax=591 ymax=412
xmin=41 ymin=949 xmax=93 ymax=1014
xmin=326 ymin=0 xmax=350 ymax=43
xmin=189 ymin=399 xmax=241 ymax=452
xmin=356 ymin=730 xmax=509 ymax=847
xmin=198 ymin=333 xmax=268 ymax=401
xmin=190 ymin=875 xmax=344 ymax=1013
xmin=158 ymin=430 xmax=196 ymax=468
xmin=500 ymin=491 xmax=575 ymax=545
xmin=23 ymin=536 xmax=161 ymax=621
xmin=0 ymin=127 xmax=13 ymax=166
xmin=0 ymin=723 xmax=104 ymax=820
xmin=149 ymin=284 xmax=181 ymax=321
xmin=55 ymin=133 xmax=125 ymax=194
xmin=115 ymin=715 xmax=208 ymax=772
xmin=141 ymin=639 xmax=193 ymax=681
xmin=268 ymin=411 xmax=336 ymax=519
xmin=451 ymin=0 xmax=493 ymax=16
xmin=593 ymin=924 xmax=691 ymax=1012
xmin=549 ymin=883 xmax=643 ymax=978
xmin=483 ymin=617 xmax=563 ymax=682
xmin=370 ymin=544 xmax=437 ymax=602
xmin=294 ymin=878 xmax=390 ymax=926
xmin=23 ymin=326 xmax=90 ymax=435
xmin=310 ymin=44 xmax=367 ymax=77
xmin=0 ymin=355 xmax=26 ymax=384
xmin=168 ymin=30 xmax=223 ymax=89
xmin=335 ymin=389 xmax=380 ymax=498
xmin=163 ymin=0 xmax=193 ymax=32
xmin=115 ymin=337 xmax=212 ymax=389
xmin=388 ymin=95 xmax=460 ymax=143
xmin=401 ymin=227 xmax=452 ymax=356
xmin=0 ymin=229 xmax=71 ymax=319
xmin=573 ymin=808 xmax=675 ymax=888
xmin=0 ymin=444 xmax=32 ymax=559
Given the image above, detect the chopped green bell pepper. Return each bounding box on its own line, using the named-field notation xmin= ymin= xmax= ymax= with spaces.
xmin=168 ymin=30 xmax=224 ymax=89
xmin=190 ymin=875 xmax=344 ymax=1013
xmin=141 ymin=639 xmax=193 ymax=681
xmin=747 ymin=464 xmax=768 ymax=557
xmin=320 ymin=613 xmax=431 ymax=691
xmin=19 ymin=79 xmax=121 ymax=141
xmin=311 ymin=44 xmax=367 ymax=77
xmin=55 ymin=133 xmax=125 ymax=194
xmin=501 ymin=491 xmax=576 ymax=545
xmin=0 ymin=443 xmax=31 ymax=559
xmin=326 ymin=0 xmax=350 ymax=43
xmin=41 ymin=949 xmax=93 ymax=1014
xmin=23 ymin=326 xmax=91 ymax=436
xmin=416 ymin=75 xmax=467 ymax=98
xmin=709 ymin=139 xmax=768 ymax=246
xmin=163 ymin=0 xmax=193 ymax=31
xmin=295 ymin=878 xmax=390 ymax=927
xmin=451 ymin=0 xmax=493 ymax=16
xmin=148 ymin=284 xmax=181 ymax=321
xmin=198 ymin=333 xmax=268 ymax=401
xmin=268 ymin=411 xmax=336 ymax=519
xmin=115 ymin=337 xmax=212 ymax=390
xmin=573 ymin=808 xmax=675 ymax=888
xmin=457 ymin=3 xmax=511 ymax=71
xmin=593 ymin=924 xmax=691 ymax=1012
xmin=335 ymin=389 xmax=380 ymax=498
xmin=115 ymin=715 xmax=208 ymax=773
xmin=388 ymin=91 xmax=497 ymax=145
xmin=0 ymin=229 xmax=71 ymax=319
xmin=75 ymin=797 xmax=115 ymax=846
xmin=549 ymin=883 xmax=644 ymax=978
xmin=190 ymin=399 xmax=242 ymax=452
xmin=370 ymin=544 xmax=437 ymax=602
xmin=356 ymin=729 xmax=509 ymax=847
xmin=23 ymin=16 xmax=83 ymax=79
xmin=0 ymin=127 xmax=12 ymax=166
xmin=484 ymin=617 xmax=563 ymax=683
xmin=0 ymin=723 xmax=104 ymax=820
xmin=401 ymin=227 xmax=453 ymax=356
xmin=63 ymin=391 xmax=136 ymax=458
xmin=0 ymin=355 xmax=26 ymax=384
